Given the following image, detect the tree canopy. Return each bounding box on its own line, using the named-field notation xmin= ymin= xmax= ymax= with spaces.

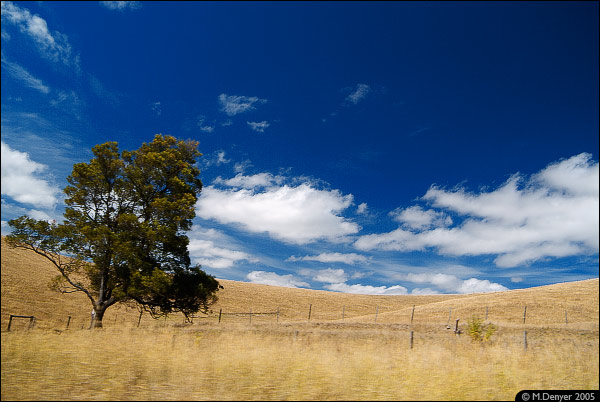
xmin=7 ymin=134 xmax=221 ymax=328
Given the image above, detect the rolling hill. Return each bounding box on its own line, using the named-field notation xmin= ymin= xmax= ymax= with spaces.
xmin=2 ymin=236 xmax=598 ymax=331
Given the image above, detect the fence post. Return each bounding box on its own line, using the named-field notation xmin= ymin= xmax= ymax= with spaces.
xmin=66 ymin=316 xmax=71 ymax=330
xmin=7 ymin=315 xmax=36 ymax=331
xmin=410 ymin=331 xmax=414 ymax=349
xmin=564 ymin=310 xmax=568 ymax=325
xmin=249 ymin=308 xmax=252 ymax=325
xmin=523 ymin=330 xmax=528 ymax=350
xmin=454 ymin=318 xmax=460 ymax=336
xmin=410 ymin=305 xmax=415 ymax=324
xmin=276 ymin=307 xmax=280 ymax=323
xmin=218 ymin=308 xmax=222 ymax=324
xmin=308 ymin=304 xmax=312 ymax=321
xmin=342 ymin=305 xmax=345 ymax=321
xmin=523 ymin=305 xmax=527 ymax=324
xmin=137 ymin=310 xmax=143 ymax=328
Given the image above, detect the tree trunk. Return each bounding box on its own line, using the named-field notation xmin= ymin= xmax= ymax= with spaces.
xmin=89 ymin=305 xmax=107 ymax=329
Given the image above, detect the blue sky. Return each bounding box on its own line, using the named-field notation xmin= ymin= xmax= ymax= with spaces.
xmin=1 ymin=1 xmax=598 ymax=295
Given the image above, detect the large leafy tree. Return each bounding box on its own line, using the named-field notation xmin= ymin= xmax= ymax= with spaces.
xmin=7 ymin=134 xmax=221 ymax=328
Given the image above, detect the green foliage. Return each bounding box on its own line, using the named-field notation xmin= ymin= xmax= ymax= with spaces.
xmin=7 ymin=134 xmax=220 ymax=326
xmin=467 ymin=316 xmax=497 ymax=343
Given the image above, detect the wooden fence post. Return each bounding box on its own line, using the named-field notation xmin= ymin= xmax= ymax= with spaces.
xmin=308 ymin=304 xmax=312 ymax=321
xmin=410 ymin=305 xmax=415 ymax=324
xmin=454 ymin=318 xmax=460 ymax=336
xmin=523 ymin=330 xmax=528 ymax=350
xmin=564 ymin=310 xmax=568 ymax=325
xmin=410 ymin=331 xmax=414 ymax=349
xmin=66 ymin=316 xmax=71 ymax=330
xmin=218 ymin=308 xmax=222 ymax=324
xmin=7 ymin=315 xmax=36 ymax=331
xmin=137 ymin=310 xmax=143 ymax=328
xmin=276 ymin=307 xmax=280 ymax=323
xmin=523 ymin=305 xmax=527 ymax=324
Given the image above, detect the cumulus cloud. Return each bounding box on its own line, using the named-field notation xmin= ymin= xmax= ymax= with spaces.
xmin=1 ymin=141 xmax=60 ymax=209
xmin=345 ymin=83 xmax=371 ymax=105
xmin=311 ymin=268 xmax=348 ymax=283
xmin=247 ymin=121 xmax=270 ymax=132
xmin=391 ymin=205 xmax=452 ymax=230
xmin=357 ymin=202 xmax=368 ymax=214
xmin=189 ymin=239 xmax=253 ymax=269
xmin=324 ymin=282 xmax=408 ymax=295
xmin=287 ymin=252 xmax=369 ymax=265
xmin=246 ymin=271 xmax=310 ymax=288
xmin=99 ymin=1 xmax=142 ymax=10
xmin=1 ymin=56 xmax=50 ymax=94
xmin=196 ymin=174 xmax=359 ymax=244
xmin=188 ymin=228 xmax=256 ymax=269
xmin=1 ymin=1 xmax=74 ymax=65
xmin=399 ymin=273 xmax=508 ymax=294
xmin=355 ymin=153 xmax=599 ymax=267
xmin=214 ymin=173 xmax=283 ymax=189
xmin=218 ymin=94 xmax=267 ymax=116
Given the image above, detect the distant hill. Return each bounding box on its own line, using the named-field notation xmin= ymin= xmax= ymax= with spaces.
xmin=2 ymin=236 xmax=598 ymax=330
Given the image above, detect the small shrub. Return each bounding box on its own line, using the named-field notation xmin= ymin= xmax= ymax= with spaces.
xmin=467 ymin=316 xmax=497 ymax=343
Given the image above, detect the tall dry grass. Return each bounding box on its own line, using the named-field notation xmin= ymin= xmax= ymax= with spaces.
xmin=2 ymin=323 xmax=598 ymax=401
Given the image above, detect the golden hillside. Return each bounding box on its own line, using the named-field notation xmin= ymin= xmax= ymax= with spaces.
xmin=2 ymin=236 xmax=598 ymax=330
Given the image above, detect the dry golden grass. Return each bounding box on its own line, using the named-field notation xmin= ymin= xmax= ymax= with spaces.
xmin=2 ymin=236 xmax=599 ymax=400
xmin=2 ymin=325 xmax=598 ymax=401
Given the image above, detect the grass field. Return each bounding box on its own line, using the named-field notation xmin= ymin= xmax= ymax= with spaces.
xmin=2 ymin=237 xmax=599 ymax=400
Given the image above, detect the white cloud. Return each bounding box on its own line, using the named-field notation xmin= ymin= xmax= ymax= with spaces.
xmin=196 ymin=175 xmax=359 ymax=244
xmin=410 ymin=288 xmax=440 ymax=295
xmin=99 ymin=1 xmax=142 ymax=10
xmin=287 ymin=252 xmax=369 ymax=265
xmin=214 ymin=173 xmax=283 ymax=189
xmin=1 ymin=141 xmax=60 ymax=209
xmin=151 ymin=102 xmax=163 ymax=116
xmin=246 ymin=271 xmax=309 ymax=288
xmin=312 ymin=268 xmax=348 ymax=283
xmin=1 ymin=1 xmax=73 ymax=65
xmin=355 ymin=154 xmax=599 ymax=267
xmin=400 ymin=273 xmax=508 ymax=294
xmin=218 ymin=94 xmax=267 ymax=116
xmin=197 ymin=115 xmax=215 ymax=132
xmin=391 ymin=205 xmax=452 ymax=230
xmin=233 ymin=160 xmax=252 ymax=174
xmin=215 ymin=151 xmax=229 ymax=165
xmin=357 ymin=202 xmax=368 ymax=214
xmin=324 ymin=282 xmax=408 ymax=295
xmin=187 ymin=228 xmax=255 ymax=269
xmin=247 ymin=121 xmax=270 ymax=132
xmin=345 ymin=83 xmax=371 ymax=105
xmin=1 ymin=56 xmax=50 ymax=94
